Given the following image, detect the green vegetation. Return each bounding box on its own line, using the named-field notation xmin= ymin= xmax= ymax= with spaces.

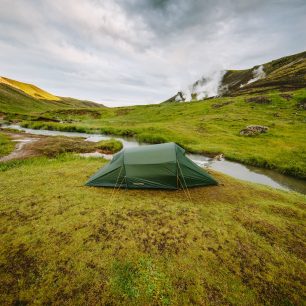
xmin=1 ymin=53 xmax=305 ymax=178
xmin=0 ymin=77 xmax=104 ymax=114
xmin=165 ymin=51 xmax=306 ymax=102
xmin=0 ymin=53 xmax=305 ymax=305
xmin=17 ymin=89 xmax=306 ymax=178
xmin=95 ymin=138 xmax=123 ymax=153
xmin=221 ymin=51 xmax=306 ymax=96
xmin=0 ymin=154 xmax=305 ymax=304
xmin=0 ymin=76 xmax=60 ymax=101
xmin=0 ymin=132 xmax=15 ymax=157
xmin=26 ymin=136 xmax=122 ymax=157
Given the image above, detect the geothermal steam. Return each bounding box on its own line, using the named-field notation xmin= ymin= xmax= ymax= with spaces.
xmin=176 ymin=70 xmax=225 ymax=102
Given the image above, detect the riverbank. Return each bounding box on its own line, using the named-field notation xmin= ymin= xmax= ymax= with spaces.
xmin=11 ymin=90 xmax=306 ymax=178
xmin=0 ymin=129 xmax=122 ymax=162
xmin=2 ymin=124 xmax=306 ymax=194
xmin=0 ymin=154 xmax=305 ymax=305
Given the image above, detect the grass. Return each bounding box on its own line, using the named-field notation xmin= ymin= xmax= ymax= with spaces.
xmin=0 ymin=132 xmax=15 ymax=157
xmin=0 ymin=83 xmax=103 ymax=114
xmin=0 ymin=76 xmax=60 ymax=101
xmin=17 ymin=89 xmax=306 ymax=178
xmin=0 ymin=154 xmax=305 ymax=305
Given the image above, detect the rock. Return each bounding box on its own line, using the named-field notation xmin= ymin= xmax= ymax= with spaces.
xmin=240 ymin=125 xmax=269 ymax=136
xmin=213 ymin=153 xmax=224 ymax=161
xmin=212 ymin=101 xmax=231 ymax=108
xmin=297 ymin=99 xmax=306 ymax=110
xmin=246 ymin=96 xmax=271 ymax=104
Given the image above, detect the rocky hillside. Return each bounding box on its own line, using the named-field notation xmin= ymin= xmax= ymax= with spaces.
xmin=166 ymin=51 xmax=306 ymax=102
xmin=0 ymin=76 xmax=104 ymax=114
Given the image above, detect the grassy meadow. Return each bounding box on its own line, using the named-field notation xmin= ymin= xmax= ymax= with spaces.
xmin=0 ymin=67 xmax=305 ymax=305
xmin=0 ymin=154 xmax=305 ymax=305
xmin=17 ymin=89 xmax=306 ymax=178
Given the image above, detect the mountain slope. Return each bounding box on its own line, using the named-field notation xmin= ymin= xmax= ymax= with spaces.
xmin=166 ymin=51 xmax=306 ymax=102
xmin=221 ymin=51 xmax=306 ymax=96
xmin=0 ymin=76 xmax=104 ymax=114
xmin=0 ymin=77 xmax=60 ymax=101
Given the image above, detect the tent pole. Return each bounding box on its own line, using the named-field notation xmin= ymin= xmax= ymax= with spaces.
xmin=177 ymin=173 xmax=189 ymax=201
xmin=108 ymin=166 xmax=124 ymax=206
xmin=109 ymin=176 xmax=125 ymax=205
xmin=177 ymin=160 xmax=193 ymax=203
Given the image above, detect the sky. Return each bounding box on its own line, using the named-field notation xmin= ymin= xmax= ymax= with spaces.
xmin=0 ymin=0 xmax=305 ymax=106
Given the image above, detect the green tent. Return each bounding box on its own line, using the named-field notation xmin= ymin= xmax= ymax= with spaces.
xmin=85 ymin=142 xmax=218 ymax=189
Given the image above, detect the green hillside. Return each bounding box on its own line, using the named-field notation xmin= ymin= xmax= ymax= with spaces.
xmin=166 ymin=51 xmax=306 ymax=102
xmin=0 ymin=76 xmax=60 ymax=100
xmin=1 ymin=52 xmax=306 ymax=178
xmin=222 ymin=51 xmax=306 ymax=96
xmin=0 ymin=77 xmax=104 ymax=114
xmin=17 ymin=89 xmax=306 ymax=178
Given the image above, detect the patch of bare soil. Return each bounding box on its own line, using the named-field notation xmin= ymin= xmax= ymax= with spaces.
xmin=0 ymin=132 xmax=39 ymax=162
xmin=245 ymin=96 xmax=271 ymax=104
xmin=0 ymin=131 xmax=116 ymax=162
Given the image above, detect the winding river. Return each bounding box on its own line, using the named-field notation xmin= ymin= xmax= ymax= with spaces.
xmin=2 ymin=124 xmax=306 ymax=194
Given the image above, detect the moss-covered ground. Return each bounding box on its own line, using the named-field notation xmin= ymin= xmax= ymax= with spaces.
xmin=0 ymin=155 xmax=305 ymax=305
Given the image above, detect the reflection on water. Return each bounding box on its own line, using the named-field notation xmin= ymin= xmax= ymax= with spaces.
xmin=2 ymin=124 xmax=306 ymax=194
xmin=187 ymin=154 xmax=306 ymax=194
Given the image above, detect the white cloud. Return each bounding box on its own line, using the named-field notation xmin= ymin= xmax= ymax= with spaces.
xmin=0 ymin=0 xmax=305 ymax=106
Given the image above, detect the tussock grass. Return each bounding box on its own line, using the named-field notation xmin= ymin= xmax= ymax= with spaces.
xmin=0 ymin=132 xmax=14 ymax=157
xmin=0 ymin=155 xmax=305 ymax=305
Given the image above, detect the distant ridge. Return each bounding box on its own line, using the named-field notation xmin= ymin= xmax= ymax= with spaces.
xmin=0 ymin=76 xmax=104 ymax=114
xmin=0 ymin=77 xmax=60 ymax=101
xmin=165 ymin=51 xmax=306 ymax=103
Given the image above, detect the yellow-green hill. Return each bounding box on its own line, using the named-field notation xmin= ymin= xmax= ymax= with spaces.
xmin=0 ymin=76 xmax=60 ymax=101
xmin=0 ymin=76 xmax=104 ymax=114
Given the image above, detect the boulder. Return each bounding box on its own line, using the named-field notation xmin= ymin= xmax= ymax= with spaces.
xmin=213 ymin=153 xmax=224 ymax=161
xmin=297 ymin=99 xmax=306 ymax=110
xmin=240 ymin=125 xmax=269 ymax=136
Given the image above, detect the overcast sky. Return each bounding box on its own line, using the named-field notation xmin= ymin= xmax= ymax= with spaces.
xmin=0 ymin=0 xmax=305 ymax=106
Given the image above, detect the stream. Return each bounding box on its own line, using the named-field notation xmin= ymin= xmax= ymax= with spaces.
xmin=2 ymin=124 xmax=306 ymax=194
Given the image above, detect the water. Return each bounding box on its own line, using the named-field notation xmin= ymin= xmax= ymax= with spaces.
xmin=2 ymin=124 xmax=306 ymax=194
